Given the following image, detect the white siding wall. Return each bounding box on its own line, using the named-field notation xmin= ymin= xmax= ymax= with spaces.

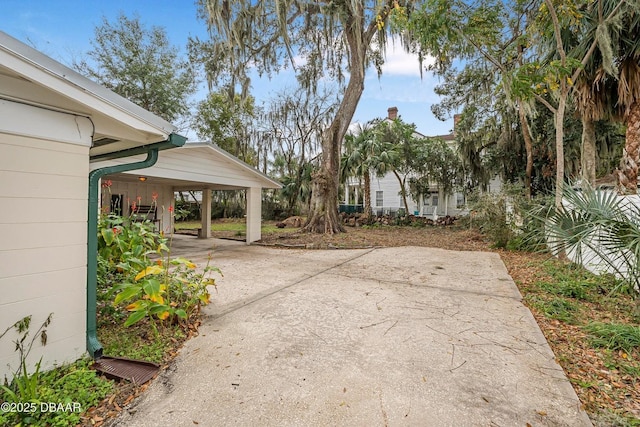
xmin=371 ymin=174 xmax=420 ymax=214
xmin=0 ymin=103 xmax=92 ymax=379
xmin=102 ymin=180 xmax=174 ymax=235
xmin=361 ymin=169 xmax=502 ymax=216
xmin=369 ymin=172 xmax=469 ymax=217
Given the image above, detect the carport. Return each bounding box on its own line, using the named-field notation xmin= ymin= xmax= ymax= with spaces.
xmin=92 ymin=142 xmax=281 ymax=244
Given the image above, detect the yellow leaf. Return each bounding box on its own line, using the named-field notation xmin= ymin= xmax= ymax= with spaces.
xmin=157 ymin=311 xmax=170 ymax=320
xmin=199 ymin=292 xmax=211 ymax=305
xmin=135 ymin=265 xmax=164 ymax=281
xmin=149 ymin=295 xmax=164 ymax=304
xmin=185 ymin=261 xmax=196 ymax=269
xmin=126 ymin=301 xmax=142 ymax=311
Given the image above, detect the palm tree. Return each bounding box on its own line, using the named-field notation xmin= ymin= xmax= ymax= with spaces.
xmin=543 ymin=185 xmax=640 ymax=300
xmin=341 ymin=121 xmax=397 ymax=220
xmin=572 ymin=1 xmax=640 ymax=193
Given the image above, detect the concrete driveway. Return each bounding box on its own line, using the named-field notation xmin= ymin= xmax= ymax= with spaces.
xmin=112 ymin=236 xmax=591 ymax=427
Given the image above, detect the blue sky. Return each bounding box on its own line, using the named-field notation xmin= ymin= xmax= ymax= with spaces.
xmin=2 ymin=0 xmax=454 ymax=138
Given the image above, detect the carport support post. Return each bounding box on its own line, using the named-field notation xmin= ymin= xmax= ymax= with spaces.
xmin=246 ymin=187 xmax=261 ymax=244
xmin=200 ymin=189 xmax=211 ymax=239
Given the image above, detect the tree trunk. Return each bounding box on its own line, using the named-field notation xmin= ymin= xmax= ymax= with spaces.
xmin=555 ymin=95 xmax=567 ymax=208
xmin=619 ymin=100 xmax=640 ymax=195
xmin=362 ymin=170 xmax=372 ymax=221
xmin=517 ymin=104 xmax=534 ymax=199
xmin=581 ymin=116 xmax=596 ymax=188
xmin=392 ymin=170 xmax=410 ymax=214
xmin=303 ymin=17 xmax=369 ymax=234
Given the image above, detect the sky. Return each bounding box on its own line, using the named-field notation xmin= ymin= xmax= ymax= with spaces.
xmin=1 ymin=0 xmax=455 ymax=139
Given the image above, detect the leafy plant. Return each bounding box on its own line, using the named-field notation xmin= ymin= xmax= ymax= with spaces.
xmin=97 ymin=213 xmax=221 ymax=328
xmin=0 ymin=359 xmax=113 ymax=427
xmin=98 ymin=213 xmax=166 ymax=276
xmin=540 ymin=185 xmax=640 ymax=301
xmin=1 ymin=314 xmax=52 ymax=384
xmin=112 ymin=255 xmax=220 ymax=327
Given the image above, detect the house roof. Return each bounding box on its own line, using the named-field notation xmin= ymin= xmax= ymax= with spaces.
xmin=94 ymin=142 xmax=282 ymax=190
xmin=434 ymin=133 xmax=455 ymax=141
xmin=0 ymin=31 xmax=185 ymax=158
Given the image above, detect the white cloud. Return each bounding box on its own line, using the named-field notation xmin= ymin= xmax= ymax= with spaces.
xmin=375 ymin=37 xmax=435 ymax=77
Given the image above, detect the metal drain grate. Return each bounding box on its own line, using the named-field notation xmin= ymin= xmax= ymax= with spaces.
xmin=91 ymin=357 xmax=160 ymax=384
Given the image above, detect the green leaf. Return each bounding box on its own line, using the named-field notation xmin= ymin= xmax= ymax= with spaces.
xmin=149 ymin=304 xmax=172 ymax=315
xmin=101 ymin=228 xmax=115 ymax=245
xmin=123 ymin=310 xmax=147 ymax=327
xmin=142 ymin=278 xmax=162 ymax=297
xmin=114 ymin=285 xmax=142 ymax=304
xmin=174 ymin=309 xmax=187 ymax=319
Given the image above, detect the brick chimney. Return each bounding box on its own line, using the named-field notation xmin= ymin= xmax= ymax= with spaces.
xmin=388 ymin=106 xmax=398 ymax=120
xmin=453 ymin=114 xmax=461 ymax=136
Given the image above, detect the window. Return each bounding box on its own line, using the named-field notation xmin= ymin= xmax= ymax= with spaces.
xmin=423 ymin=194 xmax=429 ymax=206
xmin=375 ymin=191 xmax=383 ymax=207
xmin=456 ymin=194 xmax=465 ymax=208
xmin=432 ymin=195 xmax=439 ymax=207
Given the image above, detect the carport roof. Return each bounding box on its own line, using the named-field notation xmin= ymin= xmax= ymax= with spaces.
xmin=93 ymin=142 xmax=282 ymax=190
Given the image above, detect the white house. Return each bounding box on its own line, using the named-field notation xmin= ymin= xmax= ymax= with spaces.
xmin=0 ymin=31 xmax=279 ymax=380
xmin=344 ymin=107 xmax=502 ymax=218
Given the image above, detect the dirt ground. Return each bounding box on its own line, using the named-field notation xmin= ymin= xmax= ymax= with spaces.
xmin=257 ymin=224 xmax=492 ymax=251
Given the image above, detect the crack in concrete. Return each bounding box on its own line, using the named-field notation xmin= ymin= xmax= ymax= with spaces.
xmin=206 ymin=248 xmax=376 ymax=320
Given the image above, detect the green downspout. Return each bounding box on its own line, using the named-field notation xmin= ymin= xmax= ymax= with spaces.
xmin=87 ymin=134 xmax=186 ymax=358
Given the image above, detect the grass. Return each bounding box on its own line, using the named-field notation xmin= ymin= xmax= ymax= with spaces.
xmin=585 ymin=322 xmax=640 ymax=353
xmin=98 ymin=321 xmax=187 ymax=364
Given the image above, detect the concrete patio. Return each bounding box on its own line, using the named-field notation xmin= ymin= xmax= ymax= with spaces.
xmin=111 ymin=235 xmax=591 ymax=426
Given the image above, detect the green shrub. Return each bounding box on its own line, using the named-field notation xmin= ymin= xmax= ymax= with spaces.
xmin=0 ymin=359 xmax=113 ymax=427
xmin=540 ymin=185 xmax=640 ymax=300
xmin=97 ymin=214 xmax=221 ymax=328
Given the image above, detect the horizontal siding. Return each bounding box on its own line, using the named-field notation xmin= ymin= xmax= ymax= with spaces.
xmin=0 ymin=198 xmax=87 ymax=224
xmin=0 ymin=244 xmax=86 ymax=278
xmin=103 ymin=180 xmax=174 ymax=233
xmin=0 ymin=332 xmax=85 ymax=377
xmin=1 ymin=132 xmax=90 ymax=155
xmin=0 ymin=170 xmax=87 ymax=199
xmin=371 ymin=174 xmax=419 ymax=210
xmin=0 ymin=110 xmax=91 ymax=380
xmin=0 ymin=222 xmax=86 ymax=251
xmin=0 ymin=140 xmax=88 ymax=176
xmin=0 ymin=267 xmax=86 ymax=302
xmin=0 ymin=298 xmax=85 ymax=360
xmin=0 ymin=99 xmax=93 ymax=147
xmin=105 ymin=181 xmax=170 ymax=210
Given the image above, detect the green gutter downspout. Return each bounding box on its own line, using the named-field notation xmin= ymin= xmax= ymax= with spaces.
xmin=87 ymin=134 xmax=186 ymax=358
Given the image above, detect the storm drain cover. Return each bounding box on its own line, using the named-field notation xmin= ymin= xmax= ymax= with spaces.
xmin=91 ymin=357 xmax=160 ymax=385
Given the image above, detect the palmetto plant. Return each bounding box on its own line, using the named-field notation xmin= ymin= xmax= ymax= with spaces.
xmin=543 ymin=185 xmax=640 ymax=299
